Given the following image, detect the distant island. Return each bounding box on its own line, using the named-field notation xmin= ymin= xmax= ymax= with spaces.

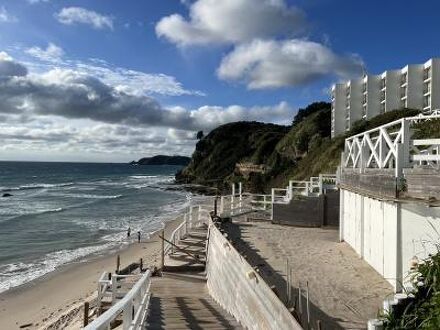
xmin=130 ymin=155 xmax=191 ymax=166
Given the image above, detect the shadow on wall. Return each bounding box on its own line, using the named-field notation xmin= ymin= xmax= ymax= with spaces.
xmin=222 ymin=221 xmax=347 ymax=330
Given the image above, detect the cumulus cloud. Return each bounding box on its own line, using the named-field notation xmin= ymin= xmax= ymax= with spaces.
xmin=0 ymin=52 xmax=28 ymax=77
xmin=55 ymin=7 xmax=114 ymax=30
xmin=0 ymin=53 xmax=294 ymax=133
xmin=156 ymin=0 xmax=363 ymax=89
xmin=217 ymin=39 xmax=363 ymax=89
xmin=26 ymin=43 xmax=64 ymax=62
xmin=156 ymin=0 xmax=305 ymax=46
xmin=0 ymin=6 xmax=17 ymax=23
xmin=20 ymin=47 xmax=203 ymax=97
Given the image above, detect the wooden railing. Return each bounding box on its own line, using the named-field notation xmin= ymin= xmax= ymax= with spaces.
xmin=85 ymin=270 xmax=152 ymax=330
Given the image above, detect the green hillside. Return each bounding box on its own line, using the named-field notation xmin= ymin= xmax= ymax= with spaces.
xmin=177 ymin=102 xmax=425 ymax=193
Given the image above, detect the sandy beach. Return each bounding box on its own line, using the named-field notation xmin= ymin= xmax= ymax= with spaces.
xmin=0 ymin=215 xmax=184 ymax=330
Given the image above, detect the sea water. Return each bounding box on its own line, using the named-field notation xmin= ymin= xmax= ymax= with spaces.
xmin=0 ymin=161 xmax=193 ymax=293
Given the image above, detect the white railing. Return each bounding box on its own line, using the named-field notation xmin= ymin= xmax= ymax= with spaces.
xmin=85 ymin=270 xmax=152 ymax=330
xmin=248 ymin=194 xmax=272 ymax=210
xmin=97 ymin=272 xmax=111 ymax=315
xmin=164 ymin=204 xmax=212 ymax=256
xmin=342 ymin=114 xmax=440 ymax=177
xmin=271 ymin=188 xmax=290 ymax=204
xmin=411 ymin=139 xmax=440 ymax=168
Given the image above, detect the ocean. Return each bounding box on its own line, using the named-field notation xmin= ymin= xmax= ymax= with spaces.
xmin=0 ymin=161 xmax=193 ymax=293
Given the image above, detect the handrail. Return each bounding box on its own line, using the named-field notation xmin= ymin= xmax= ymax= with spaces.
xmin=85 ymin=270 xmax=152 ymax=330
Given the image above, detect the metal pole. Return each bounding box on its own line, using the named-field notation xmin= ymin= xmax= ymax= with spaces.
xmin=286 ymin=259 xmax=289 ymax=305
xmin=306 ymin=281 xmax=310 ymax=329
xmin=298 ymin=282 xmax=302 ymax=322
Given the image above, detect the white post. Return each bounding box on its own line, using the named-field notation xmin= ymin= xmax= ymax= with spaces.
xmin=122 ymin=303 xmax=131 ymax=330
xmin=231 ymin=183 xmax=235 ymax=215
xmin=238 ymin=182 xmax=242 ymax=212
xmin=263 ymin=195 xmax=267 ymax=210
xmin=288 ymin=180 xmax=293 ymax=200
xmin=220 ymin=196 xmax=224 ymax=214
xmin=189 ymin=206 xmax=193 ymax=228
xmin=198 ymin=205 xmax=202 ymax=224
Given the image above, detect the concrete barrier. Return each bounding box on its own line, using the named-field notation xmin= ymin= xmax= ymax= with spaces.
xmin=206 ymin=222 xmax=302 ymax=330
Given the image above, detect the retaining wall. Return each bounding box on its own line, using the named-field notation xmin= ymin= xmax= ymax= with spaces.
xmin=272 ymin=191 xmax=339 ymax=227
xmin=206 ymin=222 xmax=302 ymax=330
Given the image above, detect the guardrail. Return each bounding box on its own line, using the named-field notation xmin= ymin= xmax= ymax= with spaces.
xmin=342 ymin=114 xmax=440 ymax=177
xmin=85 ymin=270 xmax=152 ymax=330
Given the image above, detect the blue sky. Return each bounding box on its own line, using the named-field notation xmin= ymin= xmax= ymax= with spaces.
xmin=0 ymin=0 xmax=439 ymax=162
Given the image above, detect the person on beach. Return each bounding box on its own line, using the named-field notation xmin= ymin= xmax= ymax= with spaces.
xmin=137 ymin=231 xmax=141 ymax=243
xmin=127 ymin=227 xmax=131 ymax=238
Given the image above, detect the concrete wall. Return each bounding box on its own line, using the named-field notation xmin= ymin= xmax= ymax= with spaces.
xmin=272 ymin=191 xmax=339 ymax=227
xmin=341 ymin=188 xmax=440 ymax=291
xmin=206 ymin=223 xmax=302 ymax=330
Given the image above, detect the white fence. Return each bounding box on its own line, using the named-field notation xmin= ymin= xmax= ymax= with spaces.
xmin=85 ymin=270 xmax=152 ymax=330
xmin=342 ymin=114 xmax=440 ymax=176
xmin=164 ymin=204 xmax=211 ymax=256
xmin=270 ymin=175 xmax=337 ymax=206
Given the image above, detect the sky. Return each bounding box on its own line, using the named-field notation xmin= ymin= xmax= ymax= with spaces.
xmin=0 ymin=0 xmax=439 ymax=163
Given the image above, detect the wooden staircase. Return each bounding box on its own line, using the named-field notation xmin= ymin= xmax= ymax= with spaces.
xmin=145 ymin=225 xmax=243 ymax=330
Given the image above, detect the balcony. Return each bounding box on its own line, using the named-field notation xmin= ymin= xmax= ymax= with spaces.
xmin=424 ymin=67 xmax=432 ymax=81
xmin=423 ymin=82 xmax=431 ymax=95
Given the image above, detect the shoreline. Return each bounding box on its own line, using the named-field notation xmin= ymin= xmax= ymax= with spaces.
xmin=0 ymin=213 xmax=185 ymax=330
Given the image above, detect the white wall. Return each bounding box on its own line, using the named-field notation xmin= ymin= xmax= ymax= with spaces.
xmin=401 ymin=204 xmax=440 ymax=280
xmin=341 ymin=188 xmax=440 ymax=291
xmin=340 ymin=189 xmax=399 ymax=288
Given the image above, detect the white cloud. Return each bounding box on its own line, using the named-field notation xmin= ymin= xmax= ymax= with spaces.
xmin=55 ymin=7 xmax=114 ymax=30
xmin=0 ymin=53 xmax=293 ymax=133
xmin=156 ymin=0 xmax=305 ymax=46
xmin=21 ymin=50 xmax=203 ymax=97
xmin=0 ymin=7 xmax=17 ymax=23
xmin=0 ymin=51 xmax=300 ymax=161
xmin=217 ymin=39 xmax=363 ymax=89
xmin=25 ymin=43 xmax=64 ymax=62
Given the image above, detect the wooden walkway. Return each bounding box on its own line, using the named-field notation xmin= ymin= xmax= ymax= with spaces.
xmin=145 ymin=226 xmax=243 ymax=330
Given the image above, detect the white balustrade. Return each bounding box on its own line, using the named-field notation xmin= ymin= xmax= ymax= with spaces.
xmin=342 ymin=114 xmax=440 ymax=177
xmin=85 ymin=270 xmax=152 ymax=330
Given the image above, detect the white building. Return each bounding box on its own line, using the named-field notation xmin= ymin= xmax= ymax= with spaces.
xmin=331 ymin=57 xmax=440 ymax=137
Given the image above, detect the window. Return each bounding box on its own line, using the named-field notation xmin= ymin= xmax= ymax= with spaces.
xmin=380 ymin=103 xmax=385 ymax=114
xmin=381 ymin=77 xmax=386 ymax=89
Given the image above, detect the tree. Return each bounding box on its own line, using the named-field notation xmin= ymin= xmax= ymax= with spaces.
xmin=196 ymin=130 xmax=204 ymax=140
xmin=292 ymin=102 xmax=331 ymax=126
